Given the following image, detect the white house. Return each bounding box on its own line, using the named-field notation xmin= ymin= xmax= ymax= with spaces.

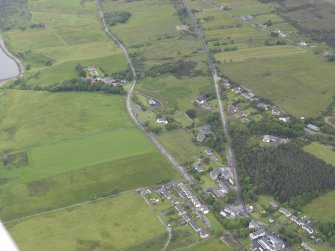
xmin=157 ymin=117 xmax=168 ymax=124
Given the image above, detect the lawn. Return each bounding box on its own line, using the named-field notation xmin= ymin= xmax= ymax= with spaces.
xmin=183 ymin=238 xmax=230 ymax=251
xmin=304 ymin=142 xmax=335 ymax=167
xmin=7 ymin=192 xmax=167 ymax=251
xmin=304 ymin=190 xmax=335 ymax=222
xmin=156 ymin=128 xmax=205 ymax=164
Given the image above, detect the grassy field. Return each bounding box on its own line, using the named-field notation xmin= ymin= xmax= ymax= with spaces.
xmin=0 ymin=90 xmax=133 ymax=151
xmin=3 ymin=0 xmax=128 ymax=87
xmin=304 ymin=142 xmax=335 ymax=167
xmin=156 ymin=129 xmax=205 ymax=164
xmin=304 ymin=191 xmax=335 ymax=222
xmin=183 ymin=238 xmax=230 ymax=251
xmin=0 ymin=90 xmax=179 ymax=220
xmin=7 ymin=192 xmax=167 ymax=251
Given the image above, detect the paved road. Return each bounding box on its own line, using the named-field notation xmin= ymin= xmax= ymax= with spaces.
xmin=182 ymin=0 xmax=247 ymax=215
xmin=96 ymin=0 xmax=193 ymax=183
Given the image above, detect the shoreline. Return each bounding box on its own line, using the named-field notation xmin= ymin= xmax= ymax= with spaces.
xmin=0 ymin=34 xmax=25 ymax=85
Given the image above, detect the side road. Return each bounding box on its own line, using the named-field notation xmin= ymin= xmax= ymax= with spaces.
xmin=96 ymin=0 xmax=193 ymax=183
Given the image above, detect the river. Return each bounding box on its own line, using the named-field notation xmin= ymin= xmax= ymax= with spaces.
xmin=0 ymin=47 xmax=20 ymax=82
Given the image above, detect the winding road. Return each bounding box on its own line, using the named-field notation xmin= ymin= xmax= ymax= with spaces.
xmin=182 ymin=0 xmax=247 ymax=215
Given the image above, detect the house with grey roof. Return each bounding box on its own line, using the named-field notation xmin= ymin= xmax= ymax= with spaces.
xmin=269 ymin=201 xmax=279 ymax=208
xmin=249 ymin=229 xmax=266 ymax=240
xmin=211 ymin=187 xmax=225 ymax=198
xmin=196 ymin=133 xmax=206 ymax=143
xmin=306 ymin=124 xmax=320 ymax=132
xmin=249 ymin=219 xmax=260 ymax=230
xmin=279 ymin=207 xmax=291 ymax=217
xmin=193 ymin=163 xmax=204 ymax=172
xmin=199 ymin=229 xmax=209 ymax=239
xmin=196 ymin=96 xmax=207 ymax=104
xmin=204 ymin=148 xmax=214 ymax=156
xmin=188 ymin=220 xmax=201 ymax=233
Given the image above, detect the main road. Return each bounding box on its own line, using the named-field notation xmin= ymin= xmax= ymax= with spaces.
xmin=182 ymin=0 xmax=247 ymax=215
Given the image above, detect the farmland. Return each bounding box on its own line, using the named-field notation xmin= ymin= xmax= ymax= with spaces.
xmin=187 ymin=0 xmax=335 ymax=117
xmin=0 ymin=90 xmax=179 ymax=221
xmin=7 ymin=192 xmax=167 ymax=251
xmin=3 ymin=0 xmax=128 ymax=87
xmin=304 ymin=191 xmax=335 ymax=222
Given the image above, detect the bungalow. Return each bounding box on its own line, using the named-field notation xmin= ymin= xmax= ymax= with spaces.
xmin=232 ymin=87 xmax=242 ymax=94
xmin=193 ymin=163 xmax=204 ymax=172
xmin=199 ymin=205 xmax=209 ymax=214
xmin=257 ymin=103 xmax=269 ymax=111
xmin=204 ymin=148 xmax=214 ymax=156
xmin=196 ymin=96 xmax=207 ymax=104
xmin=196 ymin=133 xmax=206 ymax=143
xmin=279 ymin=207 xmax=291 ymax=218
xmin=188 ymin=220 xmax=201 ymax=233
xmin=306 ymin=124 xmax=320 ymax=132
xmin=249 ymin=219 xmax=260 ymax=230
xmin=279 ymin=117 xmax=290 ymax=123
xmin=218 ymin=180 xmax=230 ymax=193
xmin=147 ymin=98 xmax=158 ymax=106
xmin=249 ymin=229 xmax=266 ymax=240
xmin=198 ymin=125 xmax=211 ymax=135
xmin=241 ymin=15 xmax=253 ymax=20
xmin=302 ymin=224 xmax=314 ymax=235
xmin=157 ymin=117 xmax=168 ymax=124
xmin=272 ymin=107 xmax=281 ymax=116
xmin=199 ymin=229 xmax=209 ymax=239
xmin=220 ymin=207 xmax=237 ymax=219
xmin=263 ymin=135 xmax=286 ymax=145
xmin=211 ymin=188 xmax=225 ymax=198
xmin=228 ymin=105 xmax=238 ymax=113
xmin=224 ymin=82 xmax=231 ymax=89
xmin=269 ymin=201 xmax=279 ymax=208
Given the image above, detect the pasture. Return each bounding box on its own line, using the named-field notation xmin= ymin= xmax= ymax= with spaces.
xmin=304 ymin=142 xmax=335 ymax=167
xmin=3 ymin=0 xmax=128 ymax=86
xmin=7 ymin=192 xmax=167 ymax=251
xmin=0 ymin=90 xmax=179 ymax=220
xmin=304 ymin=191 xmax=335 ymax=222
xmin=184 ymin=238 xmax=230 ymax=251
xmin=221 ymin=53 xmax=335 ymax=117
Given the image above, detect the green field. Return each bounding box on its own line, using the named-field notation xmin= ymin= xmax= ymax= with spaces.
xmin=0 ymin=90 xmax=179 ymax=220
xmin=7 ymin=192 xmax=167 ymax=251
xmin=3 ymin=0 xmax=128 ymax=87
xmin=304 ymin=142 xmax=335 ymax=167
xmin=183 ymin=238 xmax=230 ymax=251
xmin=304 ymin=191 xmax=335 ymax=222
xmin=156 ymin=129 xmax=205 ymax=164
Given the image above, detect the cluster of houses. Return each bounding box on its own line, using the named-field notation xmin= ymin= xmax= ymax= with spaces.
xmin=157 ymin=184 xmax=209 ymax=239
xmin=195 ymin=96 xmax=212 ymax=111
xmin=249 ymin=226 xmax=286 ymax=251
xmin=279 ymin=207 xmax=315 ymax=235
xmin=209 ymin=167 xmax=234 ymax=198
xmin=86 ymin=66 xmax=127 ymax=86
xmin=228 ymin=104 xmax=251 ymax=123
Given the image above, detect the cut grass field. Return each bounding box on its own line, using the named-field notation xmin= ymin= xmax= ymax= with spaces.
xmin=304 ymin=142 xmax=335 ymax=167
xmin=183 ymin=238 xmax=230 ymax=251
xmin=156 ymin=128 xmax=205 ymax=164
xmin=0 ymin=90 xmax=179 ymax=220
xmin=7 ymin=192 xmax=167 ymax=251
xmin=3 ymin=0 xmax=128 ymax=87
xmin=304 ymin=190 xmax=335 ymax=222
